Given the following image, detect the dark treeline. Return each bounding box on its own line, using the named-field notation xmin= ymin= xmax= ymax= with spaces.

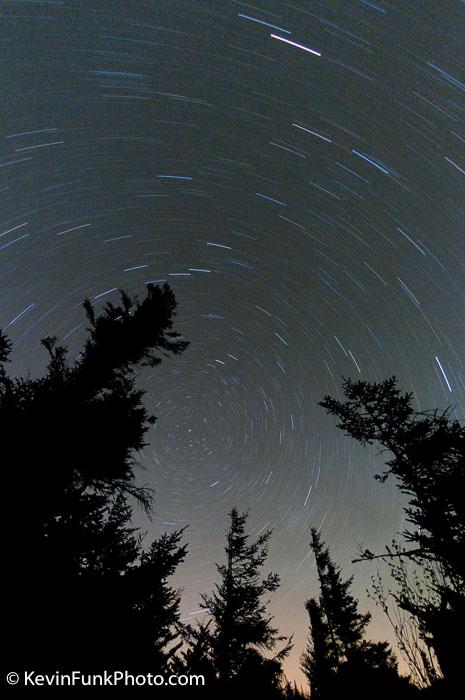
xmin=1 ymin=285 xmax=462 ymax=697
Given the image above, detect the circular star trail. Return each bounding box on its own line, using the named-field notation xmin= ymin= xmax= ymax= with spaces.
xmin=2 ymin=0 xmax=464 ymax=684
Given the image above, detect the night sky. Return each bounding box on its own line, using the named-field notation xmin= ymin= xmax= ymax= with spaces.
xmin=2 ymin=0 xmax=464 ymax=685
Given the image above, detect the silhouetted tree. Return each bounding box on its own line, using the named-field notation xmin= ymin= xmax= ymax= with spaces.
xmin=175 ymin=620 xmax=217 ymax=684
xmin=281 ymin=680 xmax=309 ymax=700
xmin=369 ymin=565 xmax=440 ymax=688
xmin=300 ymin=598 xmax=333 ymax=700
xmin=319 ymin=376 xmax=465 ymax=692
xmin=46 ymin=494 xmax=188 ymax=671
xmin=303 ymin=529 xmax=414 ymax=699
xmin=1 ymin=283 xmax=188 ymax=671
xmin=123 ymin=528 xmax=188 ymax=671
xmin=200 ymin=508 xmax=292 ymax=695
xmin=310 ymin=528 xmax=371 ymax=664
xmin=0 ymin=328 xmax=11 ymax=363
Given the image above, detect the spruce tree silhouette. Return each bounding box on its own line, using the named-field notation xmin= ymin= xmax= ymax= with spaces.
xmin=300 ymin=598 xmax=333 ymax=700
xmin=1 ymin=283 xmax=188 ymax=673
xmin=122 ymin=528 xmax=188 ymax=671
xmin=279 ymin=680 xmax=308 ymax=700
xmin=320 ymin=376 xmax=465 ymax=694
xmin=174 ymin=619 xmax=217 ymax=684
xmin=302 ymin=528 xmax=416 ymax=700
xmin=310 ymin=528 xmax=371 ymax=661
xmin=199 ymin=508 xmax=292 ymax=697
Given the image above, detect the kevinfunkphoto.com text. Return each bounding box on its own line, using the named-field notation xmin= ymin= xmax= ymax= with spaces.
xmin=6 ymin=670 xmax=206 ymax=688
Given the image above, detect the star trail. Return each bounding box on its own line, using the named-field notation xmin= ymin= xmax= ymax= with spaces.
xmin=2 ymin=0 xmax=464 ymax=685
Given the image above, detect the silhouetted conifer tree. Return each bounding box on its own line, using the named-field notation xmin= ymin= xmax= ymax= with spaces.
xmin=50 ymin=495 xmax=188 ymax=672
xmin=300 ymin=598 xmax=333 ymax=700
xmin=1 ymin=284 xmax=188 ymax=671
xmin=200 ymin=508 xmax=292 ymax=696
xmin=175 ymin=620 xmax=217 ymax=683
xmin=280 ymin=680 xmax=309 ymax=700
xmin=303 ymin=529 xmax=415 ymax=699
xmin=320 ymin=376 xmax=465 ymax=692
xmin=310 ymin=528 xmax=371 ymax=663
xmin=123 ymin=528 xmax=188 ymax=671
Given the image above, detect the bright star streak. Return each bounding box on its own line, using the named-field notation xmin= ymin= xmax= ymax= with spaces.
xmin=435 ymin=356 xmax=452 ymax=392
xmin=270 ymin=34 xmax=321 ymax=57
